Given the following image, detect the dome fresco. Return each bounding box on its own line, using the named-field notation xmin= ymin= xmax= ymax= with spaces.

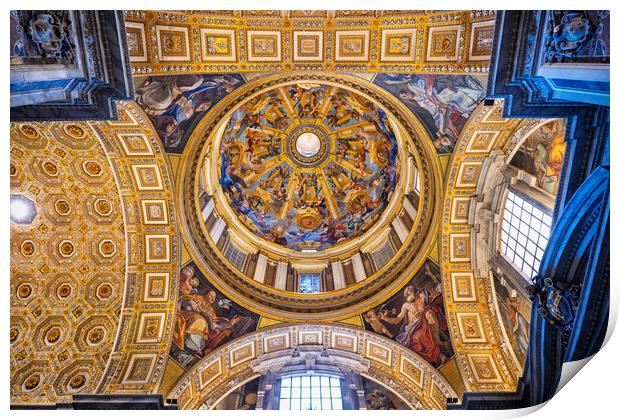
xmin=218 ymin=83 xmax=400 ymax=251
xmin=184 ymin=73 xmax=441 ymax=319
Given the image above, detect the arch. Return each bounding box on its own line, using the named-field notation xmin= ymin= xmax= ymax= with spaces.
xmin=439 ymin=100 xmax=553 ymax=393
xmin=9 ymin=101 xmax=181 ymax=402
xmin=166 ymin=324 xmax=457 ymax=410
xmin=89 ymin=102 xmax=180 ymax=394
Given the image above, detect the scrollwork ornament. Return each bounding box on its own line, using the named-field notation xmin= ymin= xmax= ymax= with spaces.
xmin=545 ymin=11 xmax=593 ymax=62
xmin=528 ymin=275 xmax=580 ymax=345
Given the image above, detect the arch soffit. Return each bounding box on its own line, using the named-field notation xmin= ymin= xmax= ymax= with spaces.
xmin=166 ymin=324 xmax=457 ymax=410
xmin=439 ymin=100 xmax=561 ymax=392
xmin=88 ymin=101 xmax=180 ymax=394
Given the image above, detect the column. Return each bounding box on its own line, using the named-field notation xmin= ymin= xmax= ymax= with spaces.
xmin=274 ymin=262 xmax=288 ymax=290
xmin=253 ymin=254 xmax=268 ymax=283
xmin=209 ymin=217 xmax=226 ymax=244
xmin=331 ymin=261 xmax=345 ymax=290
xmin=202 ymin=198 xmax=215 ymax=221
xmin=403 ymin=196 xmax=417 ymax=220
xmin=351 ymin=253 xmax=366 ymax=282
xmin=391 ymin=216 xmax=408 ymax=243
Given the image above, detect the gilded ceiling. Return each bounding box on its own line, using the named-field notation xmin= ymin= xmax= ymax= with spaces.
xmin=9 ymin=9 xmax=554 ymax=411
xmin=10 ymin=122 xmax=126 ymax=403
xmin=217 ymin=82 xmax=400 ymax=251
xmin=124 ymin=10 xmax=495 ymax=75
xmin=10 ymin=103 xmax=180 ymax=403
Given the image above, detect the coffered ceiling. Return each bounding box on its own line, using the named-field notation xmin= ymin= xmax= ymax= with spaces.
xmin=125 ymin=10 xmax=495 ymax=76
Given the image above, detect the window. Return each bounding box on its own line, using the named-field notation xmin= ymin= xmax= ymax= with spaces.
xmin=299 ymin=273 xmax=321 ymax=294
xmin=224 ymin=243 xmax=246 ymax=271
xmin=279 ymin=374 xmax=343 ymax=410
xmin=372 ymin=241 xmax=394 ymax=269
xmin=500 ymin=191 xmax=553 ymax=280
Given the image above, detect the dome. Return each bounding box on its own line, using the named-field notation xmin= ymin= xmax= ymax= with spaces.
xmin=178 ymin=73 xmax=442 ymax=320
xmin=218 ymin=82 xmax=400 ymax=252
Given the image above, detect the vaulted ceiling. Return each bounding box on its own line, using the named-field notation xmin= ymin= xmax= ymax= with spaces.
xmin=10 ymin=9 xmax=559 ymax=409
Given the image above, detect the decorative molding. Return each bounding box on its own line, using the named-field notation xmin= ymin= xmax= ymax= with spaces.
xmin=440 ymin=100 xmax=536 ymax=393
xmin=87 ymin=102 xmax=179 ymax=395
xmin=124 ymin=10 xmax=495 ymax=75
xmin=167 ymin=324 xmax=457 ymax=410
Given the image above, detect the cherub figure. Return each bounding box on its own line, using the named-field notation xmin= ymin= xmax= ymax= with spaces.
xmin=364 ymin=309 xmax=393 ymax=338
xmin=179 ymin=265 xmax=200 ymax=295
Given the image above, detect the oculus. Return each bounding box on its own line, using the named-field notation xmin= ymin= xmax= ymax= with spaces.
xmin=10 ymin=195 xmax=36 ymax=225
xmin=286 ymin=125 xmax=331 ymax=167
xmin=296 ymin=132 xmax=320 ymax=157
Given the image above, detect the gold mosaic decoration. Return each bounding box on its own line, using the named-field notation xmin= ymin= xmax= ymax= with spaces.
xmin=124 ymin=10 xmax=495 ymax=75
xmin=10 ymin=122 xmax=126 ymax=404
xmin=167 ymin=324 xmax=457 ymax=409
xmin=440 ymin=100 xmax=552 ymax=392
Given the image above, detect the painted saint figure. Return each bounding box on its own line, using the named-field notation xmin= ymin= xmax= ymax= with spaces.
xmin=374 ymin=73 xmax=485 ymax=153
xmin=372 ymin=278 xmax=453 ymax=367
xmin=171 ymin=264 xmax=257 ymax=369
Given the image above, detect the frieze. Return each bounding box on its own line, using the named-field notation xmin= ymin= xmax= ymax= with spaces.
xmin=124 ymin=10 xmax=495 ymax=75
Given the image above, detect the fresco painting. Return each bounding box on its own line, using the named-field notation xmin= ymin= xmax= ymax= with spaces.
xmin=214 ymin=377 xmax=259 ymax=410
xmin=362 ymin=259 xmax=453 ymax=368
xmin=362 ymin=377 xmax=410 ymax=410
xmin=509 ymin=120 xmax=566 ymax=196
xmin=171 ymin=262 xmax=259 ymax=369
xmin=218 ymin=83 xmax=400 ymax=252
xmin=493 ymin=273 xmax=530 ymax=366
xmin=134 ymin=73 xmax=245 ymax=152
xmin=374 ymin=73 xmax=486 ymax=153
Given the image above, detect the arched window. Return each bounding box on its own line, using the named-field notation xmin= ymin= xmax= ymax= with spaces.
xmin=278 ymin=374 xmax=343 ymax=410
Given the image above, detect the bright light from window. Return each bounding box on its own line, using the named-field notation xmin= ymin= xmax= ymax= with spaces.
xmin=299 ymin=273 xmax=321 ymax=294
xmin=500 ymin=191 xmax=552 ymax=280
xmin=10 ymin=195 xmax=37 ymax=224
xmin=279 ymin=374 xmax=343 ymax=410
